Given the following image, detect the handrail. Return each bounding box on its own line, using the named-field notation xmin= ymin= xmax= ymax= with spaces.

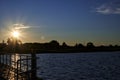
xmin=0 ymin=53 xmax=37 ymax=80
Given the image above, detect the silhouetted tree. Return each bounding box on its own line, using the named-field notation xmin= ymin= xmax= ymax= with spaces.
xmin=87 ymin=42 xmax=95 ymax=48
xmin=50 ymin=40 xmax=59 ymax=46
xmin=75 ymin=43 xmax=84 ymax=48
xmin=6 ymin=37 xmax=22 ymax=52
xmin=109 ymin=44 xmax=113 ymax=48
xmin=0 ymin=40 xmax=6 ymax=51
xmin=62 ymin=42 xmax=68 ymax=48
xmin=114 ymin=45 xmax=118 ymax=48
xmin=49 ymin=40 xmax=60 ymax=49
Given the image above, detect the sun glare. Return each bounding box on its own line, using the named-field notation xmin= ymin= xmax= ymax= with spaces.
xmin=12 ymin=30 xmax=20 ymax=38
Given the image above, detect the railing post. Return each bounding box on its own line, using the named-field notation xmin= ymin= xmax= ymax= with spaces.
xmin=0 ymin=54 xmax=1 ymax=64
xmin=31 ymin=49 xmax=37 ymax=80
xmin=9 ymin=54 xmax=11 ymax=66
xmin=17 ymin=60 xmax=19 ymax=80
xmin=6 ymin=54 xmax=7 ymax=65
xmin=3 ymin=55 xmax=4 ymax=64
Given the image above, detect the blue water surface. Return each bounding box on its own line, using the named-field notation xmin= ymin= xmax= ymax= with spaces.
xmin=37 ymin=52 xmax=120 ymax=80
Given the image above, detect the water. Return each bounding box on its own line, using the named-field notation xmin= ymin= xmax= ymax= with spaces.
xmin=37 ymin=52 xmax=120 ymax=80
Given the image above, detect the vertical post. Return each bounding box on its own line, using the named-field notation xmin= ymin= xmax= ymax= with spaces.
xmin=17 ymin=60 xmax=19 ymax=80
xmin=9 ymin=54 xmax=11 ymax=66
xmin=31 ymin=49 xmax=37 ymax=80
xmin=0 ymin=54 xmax=1 ymax=64
xmin=19 ymin=56 xmax=21 ymax=71
xmin=5 ymin=54 xmax=8 ymax=65
xmin=3 ymin=55 xmax=4 ymax=64
xmin=26 ymin=56 xmax=28 ymax=71
xmin=14 ymin=54 xmax=16 ymax=80
xmin=26 ymin=56 xmax=29 ymax=79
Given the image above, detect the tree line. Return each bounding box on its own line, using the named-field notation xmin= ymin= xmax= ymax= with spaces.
xmin=0 ymin=39 xmax=120 ymax=53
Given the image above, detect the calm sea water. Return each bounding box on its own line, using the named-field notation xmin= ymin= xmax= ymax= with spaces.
xmin=37 ymin=52 xmax=120 ymax=80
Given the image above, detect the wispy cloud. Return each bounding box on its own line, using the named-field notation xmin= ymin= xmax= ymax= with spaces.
xmin=13 ymin=24 xmax=30 ymax=30
xmin=95 ymin=1 xmax=120 ymax=14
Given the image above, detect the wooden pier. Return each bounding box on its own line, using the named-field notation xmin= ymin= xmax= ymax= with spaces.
xmin=0 ymin=53 xmax=37 ymax=80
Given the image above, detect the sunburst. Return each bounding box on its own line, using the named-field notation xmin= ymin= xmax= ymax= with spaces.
xmin=11 ymin=30 xmax=20 ymax=38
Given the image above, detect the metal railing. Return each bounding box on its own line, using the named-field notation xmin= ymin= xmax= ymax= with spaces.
xmin=0 ymin=53 xmax=37 ymax=80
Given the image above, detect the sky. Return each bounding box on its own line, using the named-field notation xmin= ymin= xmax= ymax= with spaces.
xmin=0 ymin=0 xmax=120 ymax=46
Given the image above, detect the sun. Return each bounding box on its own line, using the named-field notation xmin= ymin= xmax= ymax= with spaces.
xmin=12 ymin=30 xmax=20 ymax=38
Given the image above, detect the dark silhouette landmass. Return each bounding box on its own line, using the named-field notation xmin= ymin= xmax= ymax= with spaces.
xmin=0 ymin=39 xmax=120 ymax=53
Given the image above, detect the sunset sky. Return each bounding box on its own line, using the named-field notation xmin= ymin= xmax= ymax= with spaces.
xmin=0 ymin=0 xmax=120 ymax=46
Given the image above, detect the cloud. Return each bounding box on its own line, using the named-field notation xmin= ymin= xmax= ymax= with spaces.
xmin=96 ymin=2 xmax=120 ymax=14
xmin=13 ymin=24 xmax=30 ymax=30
